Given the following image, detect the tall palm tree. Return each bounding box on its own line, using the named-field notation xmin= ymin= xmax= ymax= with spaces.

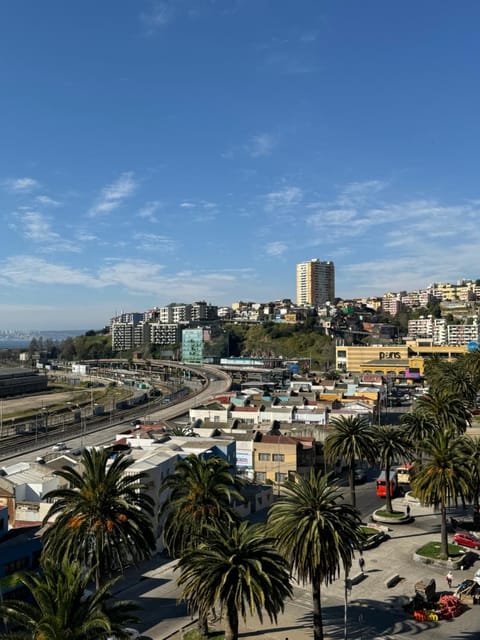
xmin=267 ymin=470 xmax=363 ymax=640
xmin=0 ymin=558 xmax=138 ymax=640
xmin=428 ymin=354 xmax=480 ymax=408
xmin=177 ymin=521 xmax=292 ymax=640
xmin=411 ymin=429 xmax=471 ymax=559
xmin=414 ymin=388 xmax=471 ymax=434
xmin=160 ymin=454 xmax=245 ymax=637
xmin=460 ymin=436 xmax=480 ymax=520
xmin=42 ymin=448 xmax=155 ymax=588
xmin=160 ymin=454 xmax=245 ymax=558
xmin=375 ymin=425 xmax=413 ymax=513
xmin=324 ymin=415 xmax=378 ymax=507
xmin=400 ymin=411 xmax=436 ymax=459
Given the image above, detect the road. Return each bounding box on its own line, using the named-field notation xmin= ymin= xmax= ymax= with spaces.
xmin=4 ymin=366 xmax=231 ymax=465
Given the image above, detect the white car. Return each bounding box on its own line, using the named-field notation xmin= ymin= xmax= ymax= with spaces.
xmin=51 ymin=442 xmax=68 ymax=452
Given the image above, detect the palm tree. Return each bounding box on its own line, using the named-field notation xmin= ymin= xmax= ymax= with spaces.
xmin=160 ymin=454 xmax=245 ymax=558
xmin=426 ymin=355 xmax=479 ymax=407
xmin=160 ymin=454 xmax=245 ymax=637
xmin=400 ymin=411 xmax=436 ymax=459
xmin=267 ymin=470 xmax=363 ymax=640
xmin=415 ymin=388 xmax=470 ymax=434
xmin=460 ymin=436 xmax=480 ymax=520
xmin=176 ymin=521 xmax=292 ymax=640
xmin=411 ymin=429 xmax=471 ymax=559
xmin=324 ymin=415 xmax=378 ymax=507
xmin=375 ymin=425 xmax=414 ymax=513
xmin=0 ymin=558 xmax=138 ymax=640
xmin=42 ymin=448 xmax=155 ymax=588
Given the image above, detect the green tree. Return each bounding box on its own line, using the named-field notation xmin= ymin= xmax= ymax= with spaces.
xmin=426 ymin=358 xmax=477 ymax=408
xmin=375 ymin=425 xmax=413 ymax=513
xmin=267 ymin=471 xmax=363 ymax=640
xmin=460 ymin=436 xmax=480 ymax=520
xmin=160 ymin=454 xmax=245 ymax=558
xmin=0 ymin=558 xmax=138 ymax=640
xmin=177 ymin=521 xmax=292 ymax=640
xmin=400 ymin=411 xmax=437 ymax=461
xmin=324 ymin=415 xmax=378 ymax=507
xmin=42 ymin=449 xmax=155 ymax=588
xmin=411 ymin=430 xmax=471 ymax=559
xmin=161 ymin=454 xmax=245 ymax=637
xmin=415 ymin=388 xmax=470 ymax=434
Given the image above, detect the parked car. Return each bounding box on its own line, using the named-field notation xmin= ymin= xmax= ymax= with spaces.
xmin=51 ymin=442 xmax=68 ymax=452
xmin=453 ymin=531 xmax=480 ymax=550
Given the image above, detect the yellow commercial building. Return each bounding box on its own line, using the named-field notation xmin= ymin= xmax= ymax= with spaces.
xmin=336 ymin=342 xmax=468 ymax=376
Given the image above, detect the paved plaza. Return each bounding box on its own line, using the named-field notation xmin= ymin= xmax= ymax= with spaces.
xmin=161 ymin=496 xmax=480 ymax=640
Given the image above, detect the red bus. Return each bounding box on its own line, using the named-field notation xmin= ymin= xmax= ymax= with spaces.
xmin=376 ymin=470 xmax=398 ymax=498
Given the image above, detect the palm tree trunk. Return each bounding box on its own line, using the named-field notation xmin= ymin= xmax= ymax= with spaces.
xmin=440 ymin=500 xmax=448 ymax=560
xmin=349 ymin=464 xmax=356 ymax=508
xmin=224 ymin=607 xmax=238 ymax=640
xmin=312 ymin=568 xmax=324 ymax=640
xmin=198 ymin=613 xmax=209 ymax=638
xmin=385 ymin=460 xmax=392 ymax=513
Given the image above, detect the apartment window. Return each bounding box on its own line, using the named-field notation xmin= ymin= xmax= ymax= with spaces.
xmin=255 ymin=472 xmax=266 ymax=482
xmin=258 ymin=453 xmax=270 ymax=461
xmin=272 ymin=453 xmax=285 ymax=462
xmin=275 ymin=472 xmax=287 ymax=483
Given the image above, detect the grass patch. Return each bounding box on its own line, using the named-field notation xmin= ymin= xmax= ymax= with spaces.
xmin=184 ymin=630 xmax=224 ymax=640
xmin=360 ymin=526 xmax=379 ymax=536
xmin=375 ymin=510 xmax=406 ymax=519
xmin=416 ymin=541 xmax=465 ymax=559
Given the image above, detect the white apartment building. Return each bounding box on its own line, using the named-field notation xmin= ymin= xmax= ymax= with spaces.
xmin=447 ymin=321 xmax=480 ymax=346
xmin=407 ymin=316 xmax=434 ymax=339
xmin=111 ymin=322 xmax=136 ymax=351
xmin=401 ymin=290 xmax=433 ymax=309
xmin=433 ymin=319 xmax=447 ymax=345
xmin=149 ymin=323 xmax=182 ymax=346
xmin=296 ymin=259 xmax=335 ymax=307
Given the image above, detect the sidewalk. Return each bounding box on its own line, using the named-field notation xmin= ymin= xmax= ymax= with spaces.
xmin=166 ymin=498 xmax=480 ymax=640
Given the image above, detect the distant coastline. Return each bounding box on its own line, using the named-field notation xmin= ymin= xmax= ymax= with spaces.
xmin=0 ymin=340 xmax=30 ymax=350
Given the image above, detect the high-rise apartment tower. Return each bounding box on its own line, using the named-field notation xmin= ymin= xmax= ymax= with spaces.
xmin=296 ymin=259 xmax=335 ymax=306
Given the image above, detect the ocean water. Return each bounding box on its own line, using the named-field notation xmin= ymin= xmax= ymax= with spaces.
xmin=0 ymin=340 xmax=30 ymax=350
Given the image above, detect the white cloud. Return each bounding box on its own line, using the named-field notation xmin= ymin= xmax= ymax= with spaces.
xmin=264 ymin=186 xmax=303 ymax=212
xmin=0 ymin=256 xmax=99 ymax=287
xmin=36 ymin=195 xmax=61 ymax=206
xmin=140 ymin=1 xmax=173 ymax=33
xmin=138 ymin=200 xmax=161 ymax=220
xmin=266 ymin=241 xmax=288 ymax=256
xmin=337 ymin=180 xmax=388 ymax=206
xmin=11 ymin=210 xmax=80 ymax=253
xmin=6 ymin=177 xmax=39 ymax=192
xmin=248 ymin=133 xmax=277 ymax=158
xmin=180 ymin=201 xmax=196 ymax=209
xmin=89 ymin=172 xmax=137 ymax=217
xmin=133 ymin=232 xmax=176 ymax=252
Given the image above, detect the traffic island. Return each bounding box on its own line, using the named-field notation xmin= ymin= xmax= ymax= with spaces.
xmin=372 ymin=508 xmax=412 ymax=525
xmin=413 ymin=541 xmax=473 ymax=569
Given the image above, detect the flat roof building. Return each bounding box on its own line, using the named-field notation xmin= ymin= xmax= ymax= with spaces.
xmin=296 ymin=259 xmax=335 ymax=307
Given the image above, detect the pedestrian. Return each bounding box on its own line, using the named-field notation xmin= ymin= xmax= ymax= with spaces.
xmin=446 ymin=571 xmax=453 ymax=589
xmin=359 ymin=556 xmax=365 ymax=574
xmin=406 ymin=504 xmax=411 ymax=518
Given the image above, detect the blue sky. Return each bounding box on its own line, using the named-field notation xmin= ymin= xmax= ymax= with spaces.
xmin=2 ymin=1 xmax=480 ymax=330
